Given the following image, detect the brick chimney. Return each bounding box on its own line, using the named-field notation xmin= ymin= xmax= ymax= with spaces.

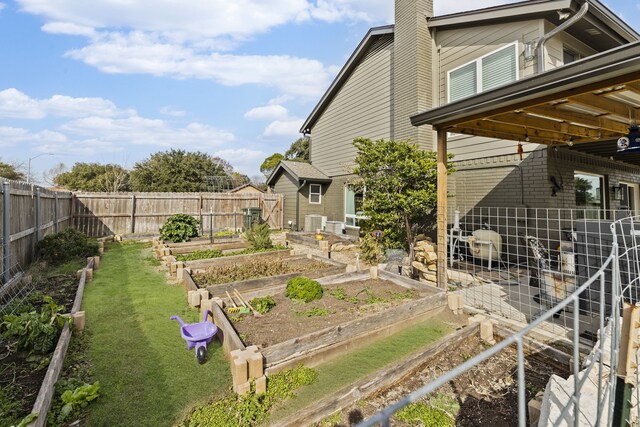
xmin=393 ymin=0 xmax=433 ymax=148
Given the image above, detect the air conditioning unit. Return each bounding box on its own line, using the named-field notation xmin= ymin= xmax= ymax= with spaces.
xmin=304 ymin=215 xmax=327 ymax=232
xmin=325 ymin=221 xmax=345 ymax=235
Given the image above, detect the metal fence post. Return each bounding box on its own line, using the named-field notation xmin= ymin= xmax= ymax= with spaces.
xmin=54 ymin=192 xmax=59 ymax=233
xmin=35 ymin=187 xmax=41 ymax=242
xmin=3 ymin=182 xmax=10 ymax=283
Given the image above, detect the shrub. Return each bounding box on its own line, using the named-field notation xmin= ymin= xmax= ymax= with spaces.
xmin=285 ymin=277 xmax=323 ymax=303
xmin=244 ymin=222 xmax=273 ymax=250
xmin=160 ymin=214 xmax=200 ymax=242
xmin=250 ymin=295 xmax=276 ymax=314
xmin=35 ymin=229 xmax=98 ymax=265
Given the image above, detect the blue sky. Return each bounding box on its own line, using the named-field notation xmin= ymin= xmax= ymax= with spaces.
xmin=0 ymin=0 xmax=638 ymax=183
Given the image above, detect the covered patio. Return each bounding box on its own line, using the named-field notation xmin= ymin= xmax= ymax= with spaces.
xmin=411 ymin=40 xmax=640 ymax=291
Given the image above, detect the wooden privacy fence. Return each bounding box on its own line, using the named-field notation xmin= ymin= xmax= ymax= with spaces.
xmin=73 ymin=192 xmax=284 ymax=237
xmin=0 ymin=179 xmax=73 ymax=283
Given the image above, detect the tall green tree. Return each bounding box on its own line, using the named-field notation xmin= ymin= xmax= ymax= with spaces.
xmin=129 ymin=149 xmax=228 ymax=192
xmin=54 ymin=163 xmax=130 ymax=191
xmin=0 ymin=161 xmax=26 ymax=181
xmin=284 ymin=137 xmax=310 ymax=161
xmin=353 ymin=138 xmax=454 ymax=250
xmin=260 ymin=153 xmax=284 ymax=178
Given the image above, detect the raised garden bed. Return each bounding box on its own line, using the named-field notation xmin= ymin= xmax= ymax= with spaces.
xmin=232 ymin=277 xmax=431 ymax=349
xmin=0 ymin=259 xmax=93 ymax=427
xmin=207 ymin=268 xmax=447 ymax=373
xmin=285 ymin=232 xmax=357 ymax=249
xmin=273 ymin=323 xmax=570 ymax=427
xmin=188 ymin=253 xmax=346 ymax=296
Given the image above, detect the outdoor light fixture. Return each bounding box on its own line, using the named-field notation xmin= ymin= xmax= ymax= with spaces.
xmin=611 ymin=185 xmax=624 ymax=201
xmin=617 ymin=125 xmax=640 ymax=153
xmin=523 ymin=41 xmax=536 ymax=61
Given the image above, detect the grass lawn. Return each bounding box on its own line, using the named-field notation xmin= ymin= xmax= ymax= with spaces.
xmin=266 ymin=319 xmax=453 ymax=423
xmin=82 ymin=242 xmax=230 ymax=427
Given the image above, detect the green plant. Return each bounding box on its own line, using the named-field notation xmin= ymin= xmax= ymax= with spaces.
xmin=359 ymin=232 xmax=385 ymax=265
xmin=175 ymin=249 xmax=223 ymax=262
xmin=295 ymin=307 xmax=331 ymax=317
xmin=1 ymin=296 xmax=68 ymax=355
xmin=213 ymin=230 xmax=236 ymax=237
xmin=11 ymin=412 xmax=38 ymax=427
xmin=285 ymin=277 xmax=323 ymax=303
xmin=225 ymin=245 xmax=287 ymax=257
xmin=57 ymin=382 xmax=100 ymax=422
xmin=195 ymin=259 xmax=327 ymax=286
xmin=160 ymin=214 xmax=200 ymax=242
xmin=250 ymin=295 xmax=276 ymax=314
xmin=35 ymin=228 xmax=98 ymax=265
xmin=244 ymin=222 xmax=273 ymax=250
xmin=184 ymin=366 xmax=317 ymax=427
xmin=395 ymin=401 xmax=454 ymax=426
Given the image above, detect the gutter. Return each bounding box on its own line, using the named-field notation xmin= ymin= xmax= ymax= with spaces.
xmin=536 ymin=1 xmax=589 ymax=74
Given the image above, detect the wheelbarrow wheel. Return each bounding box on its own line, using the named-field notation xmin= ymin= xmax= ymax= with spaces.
xmin=196 ymin=346 xmax=207 ymax=364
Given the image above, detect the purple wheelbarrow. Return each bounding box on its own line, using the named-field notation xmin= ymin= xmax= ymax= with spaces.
xmin=170 ymin=310 xmax=218 ymax=364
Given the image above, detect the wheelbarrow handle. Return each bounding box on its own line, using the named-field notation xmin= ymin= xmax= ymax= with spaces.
xmin=202 ymin=309 xmax=212 ymax=323
xmin=170 ymin=315 xmax=186 ymax=327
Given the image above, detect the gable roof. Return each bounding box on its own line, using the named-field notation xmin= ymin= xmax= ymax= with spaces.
xmin=266 ymin=160 xmax=332 ymax=186
xmin=228 ymin=183 xmax=265 ymax=193
xmin=299 ymin=25 xmax=394 ymax=134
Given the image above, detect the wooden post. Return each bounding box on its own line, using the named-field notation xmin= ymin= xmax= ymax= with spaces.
xmin=2 ymin=182 xmax=10 ymax=284
xmin=35 ymin=187 xmax=41 ymax=242
xmin=436 ymin=130 xmax=448 ymax=290
xmin=54 ymin=192 xmax=59 ymax=233
xmin=618 ymin=302 xmax=640 ymax=384
xmin=130 ymin=194 xmax=136 ymax=234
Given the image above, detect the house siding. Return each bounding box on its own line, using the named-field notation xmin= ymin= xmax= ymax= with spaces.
xmin=310 ymin=35 xmax=394 ymax=177
xmin=393 ymin=0 xmax=434 ymax=148
xmin=272 ymin=170 xmax=299 ymax=229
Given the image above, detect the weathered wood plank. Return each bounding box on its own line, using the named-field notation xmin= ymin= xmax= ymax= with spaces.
xmin=211 ymin=302 xmax=245 ymax=357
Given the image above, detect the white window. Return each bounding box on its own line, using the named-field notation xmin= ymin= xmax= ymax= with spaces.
xmin=344 ymin=186 xmax=366 ymax=226
xmin=309 ymin=184 xmax=322 ymax=204
xmin=448 ymin=42 xmax=518 ymax=103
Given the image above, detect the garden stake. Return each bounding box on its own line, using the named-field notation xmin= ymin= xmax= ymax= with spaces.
xmin=226 ymin=290 xmax=250 ymax=314
xmin=234 ymin=289 xmax=263 ymax=318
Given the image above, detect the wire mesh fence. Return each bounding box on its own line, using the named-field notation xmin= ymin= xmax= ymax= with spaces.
xmin=0 ymin=263 xmax=31 ymax=317
xmin=357 ymin=212 xmax=640 ymax=427
xmin=446 ymin=207 xmax=630 ymax=344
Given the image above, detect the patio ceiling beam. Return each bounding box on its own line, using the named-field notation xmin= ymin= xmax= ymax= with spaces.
xmin=487 ymin=112 xmax=604 ymax=139
xmin=449 ymin=125 xmax=560 ymax=145
xmin=622 ymin=81 xmax=640 ymax=96
xmin=523 ymin=105 xmax=629 ymax=134
xmin=455 ymin=119 xmax=587 ymax=144
xmin=567 ymin=92 xmax=638 ymax=119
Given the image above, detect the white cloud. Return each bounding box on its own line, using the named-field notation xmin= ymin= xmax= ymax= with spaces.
xmin=214 ymin=148 xmax=267 ymax=175
xmin=245 ymin=105 xmax=289 ymax=121
xmin=41 ymin=22 xmax=96 ymax=37
xmin=64 ymin=31 xmax=334 ymax=98
xmin=263 ymin=119 xmax=304 ymax=138
xmin=0 ymin=3 xmax=5 ymax=11
xmin=0 ymin=88 xmax=124 ymax=119
xmin=0 ymin=126 xmax=67 ymax=145
xmin=60 ymin=115 xmax=235 ymax=149
xmin=160 ymin=106 xmax=187 ymax=117
xmin=309 ymin=0 xmax=393 ymax=23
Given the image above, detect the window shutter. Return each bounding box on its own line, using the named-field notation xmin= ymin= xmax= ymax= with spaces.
xmin=449 ymin=62 xmax=477 ymax=102
xmin=482 ymin=44 xmax=517 ymax=92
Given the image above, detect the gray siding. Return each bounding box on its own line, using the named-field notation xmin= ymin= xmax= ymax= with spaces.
xmin=436 ymin=20 xmax=541 ymax=159
xmin=272 ymin=170 xmax=299 ymax=229
xmin=310 ymin=35 xmax=394 ymax=177
xmin=393 ymin=0 xmax=434 ymax=148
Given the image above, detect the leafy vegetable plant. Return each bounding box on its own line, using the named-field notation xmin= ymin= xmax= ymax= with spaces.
xmin=244 ymin=222 xmax=273 ymax=250
xmin=35 ymin=229 xmax=98 ymax=265
xmin=58 ymin=382 xmax=100 ymax=422
xmin=285 ymin=277 xmax=323 ymax=303
xmin=160 ymin=214 xmax=200 ymax=242
xmin=249 ymin=295 xmax=276 ymax=314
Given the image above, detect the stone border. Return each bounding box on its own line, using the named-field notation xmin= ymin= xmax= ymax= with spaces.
xmin=27 ymin=253 xmax=101 ymax=427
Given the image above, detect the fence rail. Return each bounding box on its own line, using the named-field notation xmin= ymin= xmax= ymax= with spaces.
xmin=72 ymin=192 xmax=284 ymax=237
xmin=359 ymin=211 xmax=640 ymax=426
xmin=0 ymin=179 xmax=73 ymax=285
